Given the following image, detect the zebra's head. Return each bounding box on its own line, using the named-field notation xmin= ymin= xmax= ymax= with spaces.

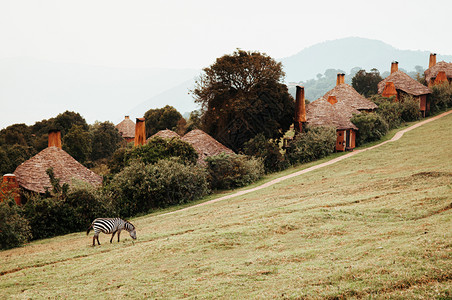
xmin=129 ymin=229 xmax=137 ymax=240
xmin=126 ymin=222 xmax=137 ymax=240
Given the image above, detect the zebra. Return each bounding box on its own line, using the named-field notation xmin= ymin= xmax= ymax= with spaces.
xmin=86 ymin=218 xmax=137 ymax=246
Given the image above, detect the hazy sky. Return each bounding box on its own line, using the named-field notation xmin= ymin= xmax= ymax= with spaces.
xmin=1 ymin=0 xmax=451 ymax=69
xmin=1 ymin=0 xmax=451 ymax=130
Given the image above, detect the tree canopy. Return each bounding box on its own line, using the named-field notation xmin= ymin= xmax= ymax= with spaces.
xmin=351 ymin=69 xmax=383 ymax=97
xmin=191 ymin=49 xmax=294 ymax=151
xmin=144 ymin=105 xmax=183 ymax=137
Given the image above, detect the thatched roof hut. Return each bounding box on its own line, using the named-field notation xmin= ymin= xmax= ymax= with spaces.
xmin=424 ymin=61 xmax=452 ymax=85
xmin=378 ymin=71 xmax=431 ymax=96
xmin=305 ymin=97 xmax=359 ymax=151
xmin=181 ymin=129 xmax=235 ymax=163
xmin=306 ymin=98 xmax=358 ymax=130
xmin=147 ymin=129 xmax=180 ymax=142
xmin=14 ymin=147 xmax=102 ymax=194
xmin=115 ymin=116 xmax=135 ymax=142
xmin=323 ymin=75 xmax=377 ymax=118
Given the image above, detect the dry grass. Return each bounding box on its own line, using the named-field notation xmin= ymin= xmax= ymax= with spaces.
xmin=1 ymin=113 xmax=451 ymax=299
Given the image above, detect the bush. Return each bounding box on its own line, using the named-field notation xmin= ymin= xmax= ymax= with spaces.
xmin=205 ymin=153 xmax=264 ymax=190
xmin=0 ymin=200 xmax=32 ymax=250
xmin=243 ymin=133 xmax=289 ymax=173
xmin=21 ymin=169 xmax=113 ymax=240
xmin=351 ymin=112 xmax=389 ymax=146
xmin=66 ymin=183 xmax=116 ymax=228
xmin=128 ymin=137 xmax=198 ymax=165
xmin=22 ymin=194 xmax=78 ymax=240
xmin=286 ymin=126 xmax=336 ymax=165
xmin=107 ymin=160 xmax=150 ymax=217
xmin=108 ymin=159 xmax=209 ymax=217
xmin=430 ymin=82 xmax=452 ymax=113
xmin=400 ymin=95 xmax=421 ymax=122
xmin=147 ymin=159 xmax=210 ymax=208
xmin=373 ymin=95 xmax=402 ymax=130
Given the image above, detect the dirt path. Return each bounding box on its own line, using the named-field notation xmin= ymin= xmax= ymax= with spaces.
xmin=163 ymin=110 xmax=452 ymax=216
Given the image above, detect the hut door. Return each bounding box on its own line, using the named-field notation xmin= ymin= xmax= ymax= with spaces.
xmin=345 ymin=130 xmax=351 ymax=148
xmin=336 ymin=130 xmax=346 ymax=151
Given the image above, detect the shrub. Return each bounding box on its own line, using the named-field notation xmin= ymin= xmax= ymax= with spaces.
xmin=205 ymin=153 xmax=264 ymax=190
xmin=373 ymin=95 xmax=402 ymax=130
xmin=286 ymin=126 xmax=336 ymax=165
xmin=127 ymin=137 xmax=197 ymax=165
xmin=108 ymin=159 xmax=209 ymax=217
xmin=107 ymin=160 xmax=150 ymax=217
xmin=21 ymin=169 xmax=112 ymax=240
xmin=0 ymin=199 xmax=32 ymax=250
xmin=430 ymin=82 xmax=452 ymax=113
xmin=243 ymin=133 xmax=289 ymax=173
xmin=400 ymin=95 xmax=421 ymax=122
xmin=146 ymin=159 xmax=210 ymax=208
xmin=66 ymin=183 xmax=116 ymax=229
xmin=351 ymin=112 xmax=389 ymax=146
xmin=22 ymin=194 xmax=78 ymax=240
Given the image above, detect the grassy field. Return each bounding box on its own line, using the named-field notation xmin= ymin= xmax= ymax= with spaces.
xmin=1 ymin=113 xmax=451 ymax=299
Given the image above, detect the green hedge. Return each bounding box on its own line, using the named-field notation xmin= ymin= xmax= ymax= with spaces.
xmin=108 ymin=159 xmax=209 ymax=217
xmin=205 ymin=153 xmax=264 ymax=190
xmin=351 ymin=112 xmax=389 ymax=146
xmin=286 ymin=126 xmax=336 ymax=165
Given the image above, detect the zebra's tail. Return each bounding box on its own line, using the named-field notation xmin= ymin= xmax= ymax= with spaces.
xmin=86 ymin=223 xmax=93 ymax=235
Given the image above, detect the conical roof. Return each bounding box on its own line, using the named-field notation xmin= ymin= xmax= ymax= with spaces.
xmin=115 ymin=116 xmax=135 ymax=139
xmin=182 ymin=129 xmax=235 ymax=163
xmin=323 ymin=83 xmax=377 ymax=118
xmin=424 ymin=61 xmax=452 ymax=84
xmin=378 ymin=71 xmax=431 ymax=96
xmin=147 ymin=129 xmax=180 ymax=142
xmin=306 ymin=98 xmax=358 ymax=130
xmin=14 ymin=147 xmax=102 ymax=193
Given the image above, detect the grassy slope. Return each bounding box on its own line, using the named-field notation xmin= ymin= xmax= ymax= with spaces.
xmin=1 ymin=114 xmax=451 ymax=299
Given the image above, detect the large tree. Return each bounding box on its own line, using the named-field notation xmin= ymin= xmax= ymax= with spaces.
xmin=352 ymin=68 xmax=382 ymax=97
xmin=144 ymin=105 xmax=183 ymax=137
xmin=192 ymin=49 xmax=294 ymax=151
xmin=90 ymin=121 xmax=124 ymax=161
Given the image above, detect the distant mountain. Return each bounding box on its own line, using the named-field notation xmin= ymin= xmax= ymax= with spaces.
xmin=0 ymin=57 xmax=199 ymax=129
xmin=280 ymin=37 xmax=452 ymax=82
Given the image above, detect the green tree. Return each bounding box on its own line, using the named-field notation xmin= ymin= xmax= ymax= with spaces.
xmin=62 ymin=125 xmax=92 ymax=164
xmin=144 ymin=105 xmax=183 ymax=137
xmin=90 ymin=121 xmax=124 ymax=161
xmin=352 ymin=68 xmax=383 ymax=97
xmin=192 ymin=49 xmax=294 ymax=151
xmin=0 ymin=124 xmax=32 ymax=146
xmin=53 ymin=111 xmax=89 ymax=136
xmin=186 ymin=110 xmax=202 ymax=132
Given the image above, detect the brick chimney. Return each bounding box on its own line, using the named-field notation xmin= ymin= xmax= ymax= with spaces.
xmin=336 ymin=73 xmax=345 ymax=86
xmin=391 ymin=61 xmax=398 ymax=74
xmin=434 ymin=71 xmax=447 ymax=85
xmin=327 ymin=95 xmax=338 ymax=105
xmin=124 ymin=115 xmax=130 ymax=120
xmin=134 ymin=118 xmax=146 ymax=146
xmin=48 ymin=130 xmax=62 ymax=149
xmin=382 ymin=82 xmax=398 ymax=100
xmin=429 ymin=53 xmax=437 ymax=68
xmin=1 ymin=174 xmax=21 ymax=205
xmin=294 ymin=86 xmax=306 ymax=133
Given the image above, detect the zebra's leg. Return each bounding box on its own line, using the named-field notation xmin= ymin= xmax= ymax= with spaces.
xmin=110 ymin=231 xmax=117 ymax=243
xmin=118 ymin=230 xmax=121 ymax=242
xmin=93 ymin=235 xmax=96 ymax=246
xmin=97 ymin=235 xmax=101 ymax=245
